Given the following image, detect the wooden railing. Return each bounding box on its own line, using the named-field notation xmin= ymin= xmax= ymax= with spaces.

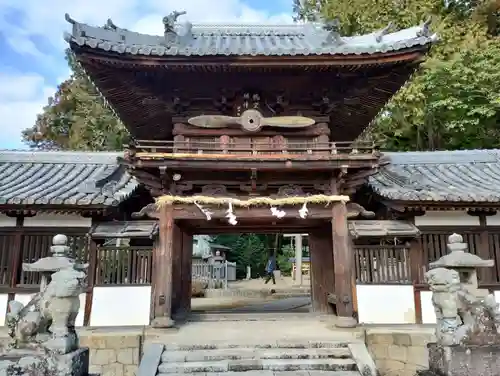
xmin=95 ymin=246 xmax=153 ymax=286
xmin=0 ymin=231 xmax=88 ymax=290
xmin=135 ymin=139 xmax=378 ymax=156
xmin=354 ymin=245 xmax=411 ymax=285
xmin=415 ymin=228 xmax=484 ymax=285
xmin=19 ymin=233 xmax=88 ymax=286
xmin=192 ymin=259 xmax=237 ymax=288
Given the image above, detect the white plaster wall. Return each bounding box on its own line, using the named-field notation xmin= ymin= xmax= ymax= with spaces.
xmin=414 ymin=210 xmax=479 ymax=227
xmin=13 ymin=293 xmax=86 ymax=327
xmin=486 ymin=213 xmax=500 ymax=226
xmin=90 ymin=286 xmax=151 ymax=326
xmin=422 ymin=291 xmax=500 ymax=324
xmin=420 ymin=291 xmax=436 ymax=324
xmin=0 ymin=214 xmax=16 ymax=227
xmin=0 ymin=294 xmax=8 ymax=326
xmin=495 ymin=291 xmax=500 ymax=308
xmin=23 ymin=214 xmax=92 ymax=228
xmin=356 ymin=285 xmax=416 ymax=324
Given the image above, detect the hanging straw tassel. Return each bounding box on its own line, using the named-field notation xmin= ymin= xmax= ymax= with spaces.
xmin=226 ymin=202 xmax=238 ymax=225
xmin=194 ymin=201 xmax=213 ymax=220
xmin=298 ymin=202 xmax=309 ymax=219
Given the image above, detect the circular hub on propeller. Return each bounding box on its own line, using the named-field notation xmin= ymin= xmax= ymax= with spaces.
xmin=240 ymin=109 xmax=263 ymax=132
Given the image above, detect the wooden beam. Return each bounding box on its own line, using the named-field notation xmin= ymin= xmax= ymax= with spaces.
xmin=151 ymin=203 xmax=175 ymax=328
xmin=130 ymin=169 xmax=163 ymax=187
xmin=182 ymin=222 xmax=325 ymax=235
xmin=135 ymin=158 xmax=378 ymax=171
xmin=173 ymin=204 xmax=333 ymax=220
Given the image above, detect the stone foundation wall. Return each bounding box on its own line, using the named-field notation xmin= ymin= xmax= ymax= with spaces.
xmin=0 ymin=325 xmax=437 ymax=376
xmin=79 ymin=329 xmax=143 ymax=376
xmin=365 ymin=327 xmax=435 ymax=376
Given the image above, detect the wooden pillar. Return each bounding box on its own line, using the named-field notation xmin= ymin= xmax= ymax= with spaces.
xmin=171 ymin=224 xmax=183 ymax=316
xmin=478 ymin=214 xmax=493 ymax=284
xmin=151 ymin=203 xmax=175 ymax=327
xmin=331 ymin=200 xmax=355 ymax=322
xmin=83 ymin=237 xmax=98 ymax=326
xmin=179 ymin=230 xmax=193 ymax=318
xmin=309 ymin=228 xmax=335 ymax=314
xmin=408 ymin=238 xmax=423 ymax=324
xmin=7 ymin=216 xmax=24 ymax=310
xmin=294 ymin=234 xmax=303 ymax=286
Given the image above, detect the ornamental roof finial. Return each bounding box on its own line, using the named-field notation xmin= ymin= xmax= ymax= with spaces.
xmin=163 ymin=10 xmax=187 ymax=33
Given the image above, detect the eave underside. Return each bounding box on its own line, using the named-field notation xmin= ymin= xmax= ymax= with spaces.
xmin=382 ymin=199 xmax=500 ymax=213
xmin=0 ymin=204 xmax=115 ymax=216
xmin=74 ymin=47 xmax=425 ymax=141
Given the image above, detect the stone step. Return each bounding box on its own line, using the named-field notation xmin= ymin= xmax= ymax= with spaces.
xmin=163 ymin=341 xmax=354 ymax=351
xmin=157 ymin=372 xmax=360 ymax=376
xmin=157 ymin=358 xmax=357 ymax=374
xmin=162 ymin=347 xmax=352 ymax=362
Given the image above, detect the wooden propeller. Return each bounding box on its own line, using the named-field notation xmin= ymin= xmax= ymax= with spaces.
xmin=187 ymin=109 xmax=315 ymax=132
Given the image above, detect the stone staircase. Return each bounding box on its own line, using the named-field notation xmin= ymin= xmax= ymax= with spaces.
xmin=137 ymin=340 xmax=378 ymax=376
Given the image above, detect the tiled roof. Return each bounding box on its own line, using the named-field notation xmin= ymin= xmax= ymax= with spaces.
xmin=369 ymin=150 xmax=500 ymax=203
xmin=64 ymin=13 xmax=437 ymax=57
xmin=0 ymin=151 xmax=139 ymax=207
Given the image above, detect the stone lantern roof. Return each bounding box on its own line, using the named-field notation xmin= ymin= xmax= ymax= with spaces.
xmin=429 ymin=233 xmax=494 ymax=269
xmin=22 ymin=234 xmax=88 ymax=273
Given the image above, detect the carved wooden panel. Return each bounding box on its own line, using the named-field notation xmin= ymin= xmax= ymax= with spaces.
xmin=277 ymin=184 xmax=305 ymax=197
xmin=201 ymin=184 xmax=228 ymax=196
xmin=252 ymin=137 xmax=272 ymax=155
xmin=314 ymin=183 xmax=330 ymax=194
xmin=230 ymin=137 xmax=252 ymax=155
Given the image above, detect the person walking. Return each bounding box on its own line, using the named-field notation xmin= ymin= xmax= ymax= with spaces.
xmin=264 ymin=253 xmax=277 ymax=285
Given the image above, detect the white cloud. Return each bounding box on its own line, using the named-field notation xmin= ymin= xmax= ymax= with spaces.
xmin=0 ymin=0 xmax=293 ymax=149
xmin=0 ymin=72 xmax=55 ymax=149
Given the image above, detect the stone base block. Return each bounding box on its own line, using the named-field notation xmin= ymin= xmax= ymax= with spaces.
xmin=151 ymin=316 xmax=175 ymax=328
xmin=0 ymin=347 xmax=89 ymax=376
xmin=56 ymin=347 xmax=90 ymax=376
xmin=334 ymin=316 xmax=358 ymax=328
xmin=427 ymin=342 xmax=500 ymax=376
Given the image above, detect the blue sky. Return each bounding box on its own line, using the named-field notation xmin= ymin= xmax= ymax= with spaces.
xmin=0 ymin=0 xmax=294 ymax=149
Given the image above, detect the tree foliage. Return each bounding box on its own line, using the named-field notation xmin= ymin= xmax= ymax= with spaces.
xmin=212 ymin=234 xmax=269 ymax=279
xmin=212 ymin=234 xmax=289 ymax=279
xmin=294 ymin=0 xmax=500 ymax=151
xmin=22 ymin=50 xmax=129 ymax=151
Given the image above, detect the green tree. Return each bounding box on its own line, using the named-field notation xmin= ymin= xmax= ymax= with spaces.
xmin=277 ymin=244 xmax=294 ymax=276
xmin=22 ymin=50 xmax=129 ymax=151
xmin=213 ymin=234 xmax=269 ymax=279
xmin=294 ymin=0 xmax=500 ymax=151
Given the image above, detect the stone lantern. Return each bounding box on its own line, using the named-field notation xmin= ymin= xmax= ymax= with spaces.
xmin=429 ymin=233 xmax=493 ymax=298
xmin=422 ymin=233 xmax=500 ymax=376
xmin=1 ymin=234 xmax=91 ymax=375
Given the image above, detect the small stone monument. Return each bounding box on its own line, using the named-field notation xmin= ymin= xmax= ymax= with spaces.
xmin=0 ymin=234 xmax=91 ymax=376
xmin=420 ymin=233 xmax=500 ymax=376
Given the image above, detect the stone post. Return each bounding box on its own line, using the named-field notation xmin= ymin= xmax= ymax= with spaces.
xmin=294 ymin=234 xmax=303 ymax=286
xmin=422 ymin=233 xmax=500 ymax=376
